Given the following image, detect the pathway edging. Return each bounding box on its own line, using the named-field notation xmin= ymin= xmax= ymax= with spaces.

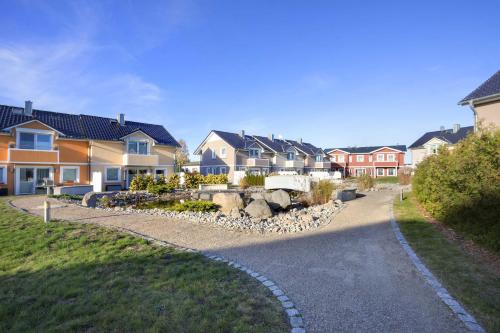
xmin=7 ymin=199 xmax=305 ymax=333
xmin=390 ymin=205 xmax=485 ymax=333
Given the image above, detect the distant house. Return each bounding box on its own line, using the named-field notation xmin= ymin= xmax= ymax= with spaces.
xmin=182 ymin=161 xmax=200 ymax=173
xmin=325 ymin=145 xmax=406 ymax=177
xmin=408 ymin=125 xmax=473 ymax=168
xmin=193 ymin=130 xmax=330 ymax=182
xmin=459 ymin=70 xmax=500 ymax=130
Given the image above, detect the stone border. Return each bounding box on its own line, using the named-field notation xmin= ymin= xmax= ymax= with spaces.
xmin=7 ymin=199 xmax=306 ymax=333
xmin=390 ymin=206 xmax=485 ymax=333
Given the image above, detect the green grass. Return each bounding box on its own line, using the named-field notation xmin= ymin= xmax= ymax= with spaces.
xmin=374 ymin=176 xmax=399 ymax=184
xmin=394 ymin=193 xmax=500 ymax=332
xmin=48 ymin=194 xmax=83 ymax=201
xmin=0 ymin=199 xmax=289 ymax=333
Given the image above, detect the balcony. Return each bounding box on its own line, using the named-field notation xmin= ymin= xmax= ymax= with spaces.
xmin=123 ymin=153 xmax=159 ymax=166
xmin=314 ymin=161 xmax=331 ymax=169
xmin=8 ymin=148 xmax=58 ymax=163
xmin=285 ymin=159 xmax=304 ymax=168
xmin=247 ymin=158 xmax=270 ymax=167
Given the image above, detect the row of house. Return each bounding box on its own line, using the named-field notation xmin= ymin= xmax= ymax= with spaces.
xmin=0 ymin=102 xmax=179 ymax=195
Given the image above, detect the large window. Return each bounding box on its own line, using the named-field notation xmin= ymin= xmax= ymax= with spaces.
xmin=338 ymin=155 xmax=345 ymax=163
xmin=128 ymin=141 xmax=148 ymax=155
xmin=377 ymin=168 xmax=384 ymax=176
xmin=387 ymin=154 xmax=395 ymax=162
xmin=356 ymin=155 xmax=364 ymax=162
xmin=220 ymin=147 xmax=227 ymax=158
xmin=155 ymin=169 xmax=166 ymax=179
xmin=330 ymin=156 xmax=337 ymax=162
xmin=315 ymin=155 xmax=323 ymax=162
xmin=387 ymin=168 xmax=396 ymax=176
xmin=106 ymin=167 xmax=120 ymax=182
xmin=18 ymin=132 xmax=52 ymax=150
xmin=377 ymin=154 xmax=384 ymax=162
xmin=249 ymin=148 xmax=260 ymax=158
xmin=287 ymin=152 xmax=295 ymax=161
xmin=61 ymin=167 xmax=79 ymax=183
xmin=0 ymin=166 xmax=6 ymax=184
xmin=211 ymin=149 xmax=216 ymax=159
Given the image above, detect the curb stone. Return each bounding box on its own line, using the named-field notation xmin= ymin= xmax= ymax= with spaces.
xmin=7 ymin=199 xmax=305 ymax=333
xmin=390 ymin=206 xmax=485 ymax=333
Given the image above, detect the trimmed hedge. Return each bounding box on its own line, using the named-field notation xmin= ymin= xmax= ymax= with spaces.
xmin=240 ymin=174 xmax=265 ymax=188
xmin=413 ymin=129 xmax=500 ymax=253
xmin=184 ymin=172 xmax=228 ymax=189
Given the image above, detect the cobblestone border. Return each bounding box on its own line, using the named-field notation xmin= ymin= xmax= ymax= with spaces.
xmin=390 ymin=206 xmax=485 ymax=333
xmin=7 ymin=199 xmax=305 ymax=333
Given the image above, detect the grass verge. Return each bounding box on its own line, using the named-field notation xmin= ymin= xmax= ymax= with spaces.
xmin=0 ymin=199 xmax=289 ymax=332
xmin=394 ymin=192 xmax=500 ymax=332
xmin=374 ymin=176 xmax=399 ymax=184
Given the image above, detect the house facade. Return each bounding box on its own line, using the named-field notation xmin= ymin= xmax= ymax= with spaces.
xmin=459 ymin=70 xmax=500 ymax=131
xmin=194 ymin=130 xmax=330 ymax=182
xmin=325 ymin=145 xmax=406 ymax=177
xmin=408 ymin=125 xmax=473 ymax=168
xmin=0 ymin=102 xmax=179 ymax=195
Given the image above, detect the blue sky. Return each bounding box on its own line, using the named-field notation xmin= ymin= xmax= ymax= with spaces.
xmin=1 ymin=1 xmax=499 ymax=160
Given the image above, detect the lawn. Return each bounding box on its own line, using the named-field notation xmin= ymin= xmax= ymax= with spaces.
xmin=0 ymin=199 xmax=289 ymax=333
xmin=374 ymin=176 xmax=399 ymax=184
xmin=394 ymin=193 xmax=500 ymax=332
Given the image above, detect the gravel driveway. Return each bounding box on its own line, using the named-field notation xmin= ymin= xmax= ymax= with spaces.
xmin=10 ymin=192 xmax=466 ymax=332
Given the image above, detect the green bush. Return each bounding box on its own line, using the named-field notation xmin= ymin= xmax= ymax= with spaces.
xmin=99 ymin=195 xmax=111 ymax=208
xmin=168 ymin=200 xmax=218 ymax=212
xmin=241 ymin=174 xmax=265 ymax=187
xmin=311 ymin=180 xmax=336 ymax=205
xmin=146 ymin=183 xmax=175 ymax=195
xmin=413 ymin=129 xmax=500 ymax=253
xmin=129 ymin=175 xmax=155 ymax=191
xmin=184 ymin=172 xmax=228 ymax=189
xmin=357 ymin=174 xmax=374 ymax=190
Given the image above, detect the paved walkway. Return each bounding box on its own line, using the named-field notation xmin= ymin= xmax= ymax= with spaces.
xmin=11 ymin=192 xmax=466 ymax=332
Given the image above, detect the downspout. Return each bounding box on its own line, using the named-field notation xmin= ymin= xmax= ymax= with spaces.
xmin=468 ymin=101 xmax=477 ymax=132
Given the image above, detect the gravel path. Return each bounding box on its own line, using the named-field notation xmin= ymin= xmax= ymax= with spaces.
xmin=11 ymin=192 xmax=466 ymax=332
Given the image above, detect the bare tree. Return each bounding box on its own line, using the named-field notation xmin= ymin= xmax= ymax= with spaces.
xmin=175 ymin=139 xmax=189 ymax=171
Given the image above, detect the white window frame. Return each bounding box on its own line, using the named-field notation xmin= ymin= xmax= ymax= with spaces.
xmin=377 ymin=168 xmax=384 ymax=176
xmin=60 ymin=166 xmax=80 ymax=183
xmin=206 ymin=167 xmax=213 ymax=174
xmin=368 ymin=155 xmax=373 ymax=162
xmin=220 ymin=166 xmax=226 ymax=174
xmin=211 ymin=149 xmax=216 ymax=159
xmin=315 ymin=155 xmax=323 ymax=162
xmin=377 ymin=154 xmax=384 ymax=162
xmin=154 ymin=168 xmax=167 ymax=179
xmin=387 ymin=154 xmax=395 ymax=162
xmin=287 ymin=152 xmax=295 ymax=161
xmin=338 ymin=155 xmax=345 ymax=163
xmin=0 ymin=165 xmax=7 ymax=184
xmin=249 ymin=148 xmax=261 ymax=158
xmin=105 ymin=167 xmax=121 ymax=182
xmin=127 ymin=140 xmax=149 ymax=155
xmin=356 ymin=155 xmax=364 ymax=162
xmin=220 ymin=147 xmax=227 ymax=158
xmin=330 ymin=156 xmax=337 ymax=162
xmin=387 ymin=168 xmax=396 ymax=176
xmin=355 ymin=168 xmax=366 ymax=176
xmin=349 ymin=155 xmax=352 ymax=162
xmin=16 ymin=128 xmax=54 ymax=151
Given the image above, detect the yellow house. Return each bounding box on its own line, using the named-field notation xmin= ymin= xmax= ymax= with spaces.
xmin=459 ymin=70 xmax=500 ymax=130
xmin=0 ymin=102 xmax=179 ymax=195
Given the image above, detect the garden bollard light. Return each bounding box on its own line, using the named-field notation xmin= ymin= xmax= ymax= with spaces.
xmin=44 ymin=201 xmax=51 ymax=223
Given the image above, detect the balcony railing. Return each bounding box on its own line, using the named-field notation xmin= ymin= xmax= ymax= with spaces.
xmin=123 ymin=153 xmax=159 ymax=166
xmin=314 ymin=161 xmax=331 ymax=169
xmin=285 ymin=159 xmax=304 ymax=168
xmin=247 ymin=158 xmax=270 ymax=167
xmin=8 ymin=148 xmax=59 ymax=163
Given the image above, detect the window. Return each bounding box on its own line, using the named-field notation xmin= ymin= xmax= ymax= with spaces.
xmin=368 ymin=156 xmax=372 ymax=162
xmin=355 ymin=168 xmax=365 ymax=176
xmin=106 ymin=167 xmax=120 ymax=182
xmin=18 ymin=132 xmax=52 ymax=150
xmin=287 ymin=152 xmax=295 ymax=161
xmin=155 ymin=169 xmax=166 ymax=179
xmin=206 ymin=167 xmax=213 ymax=174
xmin=387 ymin=168 xmax=396 ymax=176
xmin=387 ymin=154 xmax=395 ymax=162
xmin=356 ymin=155 xmax=364 ymax=162
xmin=0 ymin=166 xmax=6 ymax=184
xmin=349 ymin=156 xmax=352 ymax=162
xmin=377 ymin=168 xmax=384 ymax=176
xmin=377 ymin=154 xmax=384 ymax=162
xmin=315 ymin=155 xmax=323 ymax=162
xmin=61 ymin=167 xmax=79 ymax=183
xmin=220 ymin=147 xmax=227 ymax=158
xmin=211 ymin=149 xmax=216 ymax=159
xmin=220 ymin=167 xmax=226 ymax=174
xmin=128 ymin=141 xmax=148 ymax=155
xmin=338 ymin=155 xmax=345 ymax=163
xmin=249 ymin=148 xmax=260 ymax=158
xmin=331 ymin=156 xmax=337 ymax=162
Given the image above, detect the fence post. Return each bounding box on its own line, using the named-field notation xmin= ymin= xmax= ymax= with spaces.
xmin=44 ymin=200 xmax=51 ymax=223
xmin=400 ymin=188 xmax=404 ymax=202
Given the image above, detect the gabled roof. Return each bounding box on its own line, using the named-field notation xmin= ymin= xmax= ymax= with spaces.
xmin=211 ymin=130 xmax=255 ymax=150
xmin=0 ymin=104 xmax=179 ymax=146
xmin=325 ymin=145 xmax=407 ymax=154
xmin=459 ymin=70 xmax=500 ymax=105
xmin=286 ymin=140 xmax=324 ymax=156
xmin=408 ymin=126 xmax=473 ymax=149
xmin=253 ymin=136 xmax=294 ymax=153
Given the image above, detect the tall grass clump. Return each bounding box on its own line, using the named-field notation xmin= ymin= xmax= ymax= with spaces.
xmin=311 ymin=180 xmax=336 ymax=205
xmin=357 ymin=174 xmax=374 ymax=190
xmin=240 ymin=174 xmax=265 ymax=188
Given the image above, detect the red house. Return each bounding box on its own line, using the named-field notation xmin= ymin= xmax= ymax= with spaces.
xmin=325 ymin=145 xmax=406 ymax=177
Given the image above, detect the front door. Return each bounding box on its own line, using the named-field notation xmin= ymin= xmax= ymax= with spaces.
xmin=19 ymin=168 xmax=35 ymax=194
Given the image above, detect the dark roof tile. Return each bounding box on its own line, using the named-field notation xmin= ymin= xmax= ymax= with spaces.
xmin=325 ymin=145 xmax=407 ymax=154
xmin=408 ymin=126 xmax=473 ymax=149
xmin=460 ymin=70 xmax=500 ymax=104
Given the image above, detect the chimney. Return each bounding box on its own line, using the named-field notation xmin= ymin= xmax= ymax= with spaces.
xmin=440 ymin=125 xmax=445 ymax=132
xmin=117 ymin=113 xmax=125 ymax=126
xmin=268 ymin=133 xmax=275 ymax=142
xmin=299 ymin=138 xmax=303 ymax=144
xmin=240 ymin=130 xmax=245 ymax=137
xmin=452 ymin=124 xmax=460 ymax=133
xmin=24 ymin=100 xmax=33 ymax=116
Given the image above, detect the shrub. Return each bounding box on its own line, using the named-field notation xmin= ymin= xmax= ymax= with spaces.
xmin=48 ymin=194 xmax=83 ymax=201
xmin=167 ymin=174 xmax=180 ymax=189
xmin=357 ymin=174 xmax=374 ymax=190
xmin=129 ymin=175 xmax=155 ymax=191
xmin=204 ymin=174 xmax=228 ymax=185
xmin=99 ymin=195 xmax=111 ymax=208
xmin=184 ymin=172 xmax=228 ymax=189
xmin=398 ymin=167 xmax=412 ymax=185
xmin=147 ymin=183 xmax=175 ymax=195
xmin=241 ymin=174 xmax=265 ymax=187
xmin=168 ymin=200 xmax=218 ymax=212
xmin=413 ymin=129 xmax=500 ymax=253
xmin=311 ymin=180 xmax=336 ymax=205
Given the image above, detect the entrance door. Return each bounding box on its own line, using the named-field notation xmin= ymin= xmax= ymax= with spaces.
xmin=19 ymin=168 xmax=35 ymax=194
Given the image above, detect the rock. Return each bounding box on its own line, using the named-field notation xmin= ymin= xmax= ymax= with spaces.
xmin=269 ymin=190 xmax=291 ymax=210
xmin=250 ymin=192 xmax=266 ymax=200
xmin=82 ymin=191 xmax=98 ymax=207
xmin=199 ymin=192 xmax=212 ymax=201
xmin=244 ymin=199 xmax=273 ymax=218
xmin=265 ymin=175 xmax=311 ymax=192
xmin=212 ymin=192 xmax=245 ymax=214
xmin=229 ymin=207 xmax=242 ymax=218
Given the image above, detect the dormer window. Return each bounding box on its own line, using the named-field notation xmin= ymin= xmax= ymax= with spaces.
xmin=249 ymin=148 xmax=260 ymax=158
xmin=17 ymin=131 xmax=52 ymax=150
xmin=315 ymin=155 xmax=323 ymax=162
xmin=287 ymin=152 xmax=295 ymax=161
xmin=128 ymin=141 xmax=148 ymax=155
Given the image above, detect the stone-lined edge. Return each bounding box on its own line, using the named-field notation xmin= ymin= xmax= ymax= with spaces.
xmin=389 ymin=206 xmax=485 ymax=333
xmin=7 ymin=199 xmax=306 ymax=333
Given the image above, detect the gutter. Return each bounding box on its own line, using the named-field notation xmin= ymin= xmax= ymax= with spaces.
xmin=459 ymin=92 xmax=500 ymax=106
xmin=468 ymin=101 xmax=478 ymax=132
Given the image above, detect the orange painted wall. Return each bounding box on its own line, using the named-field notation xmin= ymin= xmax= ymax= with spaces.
xmin=9 ymin=150 xmax=59 ymax=163
xmin=57 ymin=140 xmax=89 ymax=163
xmin=0 ymin=135 xmax=10 ymax=161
